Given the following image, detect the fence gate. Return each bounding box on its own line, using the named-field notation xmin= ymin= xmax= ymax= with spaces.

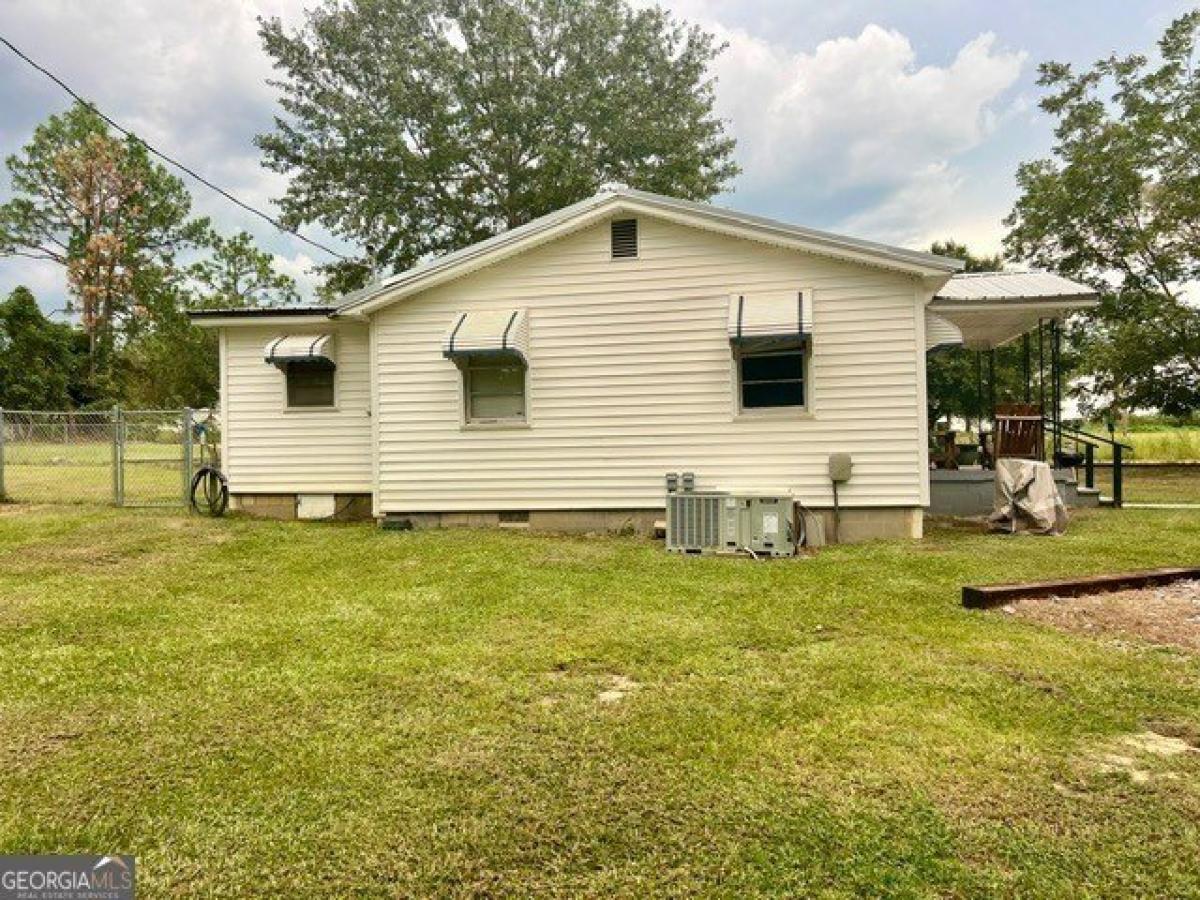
xmin=0 ymin=408 xmax=196 ymax=508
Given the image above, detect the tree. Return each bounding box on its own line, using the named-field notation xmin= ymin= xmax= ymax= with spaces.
xmin=122 ymin=231 xmax=300 ymax=408
xmin=187 ymin=230 xmax=300 ymax=310
xmin=1004 ymin=10 xmax=1200 ymax=416
xmin=929 ymin=240 xmax=1002 ymax=274
xmin=0 ymin=287 xmax=78 ymax=409
xmin=0 ymin=103 xmax=208 ymax=389
xmin=257 ymin=0 xmax=739 ymax=293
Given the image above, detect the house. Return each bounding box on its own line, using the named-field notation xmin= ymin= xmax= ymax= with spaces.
xmin=189 ymin=187 xmax=1098 ymax=541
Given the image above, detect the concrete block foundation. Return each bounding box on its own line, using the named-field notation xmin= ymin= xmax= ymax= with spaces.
xmin=234 ymin=494 xmax=923 ymax=543
xmin=383 ymin=506 xmax=922 ymax=543
xmin=231 ymin=493 xmax=373 ymax=522
xmin=384 ymin=509 xmax=663 ymax=536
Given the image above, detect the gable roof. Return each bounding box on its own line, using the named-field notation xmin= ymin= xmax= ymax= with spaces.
xmin=334 ymin=187 xmax=963 ymax=318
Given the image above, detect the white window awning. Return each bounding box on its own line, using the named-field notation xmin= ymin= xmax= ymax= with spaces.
xmin=442 ymin=309 xmax=529 ymax=361
xmin=727 ymin=292 xmax=812 ymax=347
xmin=264 ymin=334 xmax=336 ymax=367
xmin=925 ymin=311 xmax=964 ymax=351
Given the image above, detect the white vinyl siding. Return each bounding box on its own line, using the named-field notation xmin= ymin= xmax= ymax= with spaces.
xmin=372 ymin=215 xmax=925 ymax=512
xmin=220 ymin=321 xmax=372 ymax=493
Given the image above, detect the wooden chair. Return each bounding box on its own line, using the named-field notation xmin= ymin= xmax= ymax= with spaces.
xmin=932 ymin=430 xmax=960 ymax=470
xmin=993 ymin=403 xmax=1044 ymax=461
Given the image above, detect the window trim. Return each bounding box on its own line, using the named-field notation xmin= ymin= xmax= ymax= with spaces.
xmin=281 ymin=359 xmax=339 ymax=412
xmin=460 ymin=352 xmax=530 ymax=427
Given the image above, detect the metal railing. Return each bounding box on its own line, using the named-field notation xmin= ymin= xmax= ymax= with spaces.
xmin=1045 ymin=418 xmax=1134 ymax=507
xmin=0 ymin=407 xmax=211 ymax=507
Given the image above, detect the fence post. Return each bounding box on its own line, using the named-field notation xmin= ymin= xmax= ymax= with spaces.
xmin=1112 ymin=444 xmax=1124 ymax=509
xmin=182 ymin=407 xmax=193 ymax=507
xmin=0 ymin=407 xmax=6 ymax=502
xmin=111 ymin=405 xmax=123 ymax=507
xmin=1084 ymin=443 xmax=1095 ymax=490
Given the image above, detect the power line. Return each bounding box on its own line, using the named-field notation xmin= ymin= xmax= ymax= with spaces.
xmin=0 ymin=34 xmax=350 ymax=261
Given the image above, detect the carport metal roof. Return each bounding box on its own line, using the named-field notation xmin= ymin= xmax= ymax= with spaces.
xmin=930 ymin=272 xmax=1099 ymax=350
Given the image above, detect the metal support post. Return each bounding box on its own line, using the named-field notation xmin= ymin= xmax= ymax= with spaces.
xmin=182 ymin=407 xmax=194 ymax=506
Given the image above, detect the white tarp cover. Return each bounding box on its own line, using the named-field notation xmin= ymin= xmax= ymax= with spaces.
xmin=727 ymin=292 xmax=812 ymax=344
xmin=988 ymin=459 xmax=1068 ymax=535
xmin=263 ymin=334 xmax=335 ymax=365
xmin=442 ymin=308 xmax=530 ymax=360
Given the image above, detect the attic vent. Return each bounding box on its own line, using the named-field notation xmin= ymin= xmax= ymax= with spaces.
xmin=611 ymin=218 xmax=638 ymax=259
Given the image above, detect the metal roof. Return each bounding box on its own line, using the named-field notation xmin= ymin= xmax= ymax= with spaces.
xmin=930 ymin=271 xmax=1099 ymax=350
xmin=334 ymin=187 xmax=963 ymax=316
xmin=934 ymin=271 xmax=1097 ymax=303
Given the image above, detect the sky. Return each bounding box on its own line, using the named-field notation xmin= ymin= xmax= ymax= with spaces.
xmin=0 ymin=0 xmax=1193 ymax=314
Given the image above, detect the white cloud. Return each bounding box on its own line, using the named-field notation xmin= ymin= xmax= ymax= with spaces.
xmin=705 ymin=23 xmax=1025 ymax=246
xmin=270 ymin=252 xmax=322 ymax=300
xmin=0 ymin=0 xmax=332 ymax=307
xmin=0 ymin=256 xmax=71 ymax=316
xmin=836 ymin=163 xmax=963 ymax=246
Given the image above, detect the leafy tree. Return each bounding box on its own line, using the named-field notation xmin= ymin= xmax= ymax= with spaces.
xmin=1004 ymin=10 xmax=1200 ymax=416
xmin=122 ymin=231 xmax=300 ymax=407
xmin=257 ymin=0 xmax=739 ymax=292
xmin=187 ymin=230 xmax=300 ymax=310
xmin=0 ymin=287 xmax=78 ymax=409
xmin=0 ymin=103 xmax=300 ymax=407
xmin=929 ymin=240 xmax=1002 ymax=274
xmin=119 ymin=306 xmax=220 ymax=409
xmin=0 ymin=103 xmax=208 ymax=389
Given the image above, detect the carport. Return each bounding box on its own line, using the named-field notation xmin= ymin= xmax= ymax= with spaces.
xmin=925 ymin=271 xmax=1131 ymax=512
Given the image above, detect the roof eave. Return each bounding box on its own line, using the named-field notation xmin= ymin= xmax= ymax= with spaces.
xmin=930 ymin=295 xmax=1099 ymax=311
xmin=187 ymin=306 xmax=338 ymax=328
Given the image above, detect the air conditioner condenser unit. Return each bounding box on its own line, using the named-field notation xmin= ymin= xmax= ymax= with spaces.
xmin=666 ymin=491 xmax=797 ymax=557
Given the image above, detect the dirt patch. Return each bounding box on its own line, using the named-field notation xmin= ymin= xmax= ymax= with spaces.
xmin=0 ymin=503 xmax=52 ymax=516
xmin=597 ymin=674 xmax=639 ymax=704
xmin=1005 ymin=580 xmax=1200 ymax=651
xmin=1120 ymin=731 xmax=1193 ymax=757
xmin=1081 ymin=730 xmax=1199 ymax=785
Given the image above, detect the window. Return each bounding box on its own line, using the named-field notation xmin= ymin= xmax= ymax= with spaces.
xmin=611 ymin=218 xmax=638 ymax=259
xmin=285 ymin=359 xmax=335 ymax=408
xmin=465 ymin=355 xmax=526 ymax=422
xmin=738 ymin=345 xmax=805 ymax=410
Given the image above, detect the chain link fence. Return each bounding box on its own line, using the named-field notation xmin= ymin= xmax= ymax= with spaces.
xmin=0 ymin=408 xmax=212 ymax=507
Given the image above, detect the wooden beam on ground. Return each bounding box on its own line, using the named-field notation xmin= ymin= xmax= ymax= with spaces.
xmin=962 ymin=566 xmax=1200 ymax=609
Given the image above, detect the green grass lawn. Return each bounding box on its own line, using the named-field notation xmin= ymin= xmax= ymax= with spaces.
xmin=1094 ymin=465 xmax=1200 ymax=504
xmin=1089 ymin=426 xmax=1200 ymax=462
xmin=2 ymin=506 xmax=1199 ymax=896
xmin=2 ymin=442 xmax=186 ymax=505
